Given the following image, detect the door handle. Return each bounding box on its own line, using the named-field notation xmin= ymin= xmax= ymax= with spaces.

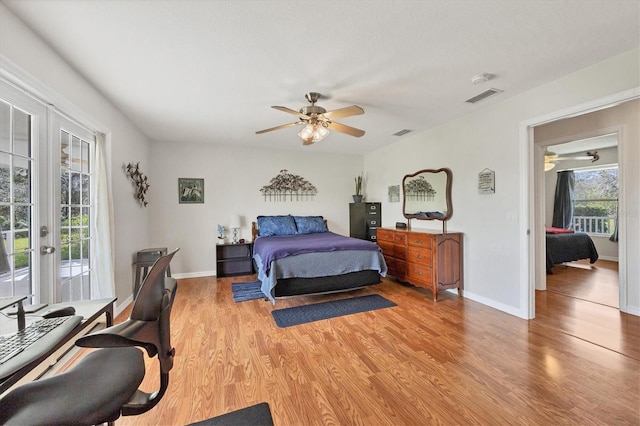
xmin=40 ymin=246 xmax=56 ymax=255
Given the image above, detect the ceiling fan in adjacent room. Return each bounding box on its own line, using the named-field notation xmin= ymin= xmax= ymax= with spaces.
xmin=544 ymin=149 xmax=599 ymax=171
xmin=255 ymin=92 xmax=365 ymax=145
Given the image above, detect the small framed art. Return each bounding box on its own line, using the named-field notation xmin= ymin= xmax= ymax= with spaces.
xmin=178 ymin=178 xmax=204 ymax=204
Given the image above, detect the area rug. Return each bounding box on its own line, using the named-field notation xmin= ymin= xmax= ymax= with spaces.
xmin=187 ymin=402 xmax=273 ymax=425
xmin=271 ymin=294 xmax=396 ymax=328
xmin=231 ymin=281 xmax=265 ymax=302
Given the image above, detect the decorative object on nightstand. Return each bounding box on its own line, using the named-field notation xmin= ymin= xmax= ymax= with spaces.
xmin=217 ymin=224 xmax=226 ymax=245
xmin=229 ymin=215 xmax=242 ymax=244
xmin=353 ymin=173 xmax=364 ymax=203
xmin=216 ymin=241 xmax=253 ymax=277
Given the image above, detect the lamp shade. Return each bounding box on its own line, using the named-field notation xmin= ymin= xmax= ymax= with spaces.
xmin=229 ymin=214 xmax=242 ymax=229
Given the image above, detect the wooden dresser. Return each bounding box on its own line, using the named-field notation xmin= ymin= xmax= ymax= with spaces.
xmin=377 ymin=227 xmax=463 ymax=301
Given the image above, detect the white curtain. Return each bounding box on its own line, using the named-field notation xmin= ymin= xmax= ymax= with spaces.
xmin=91 ymin=132 xmax=115 ymax=298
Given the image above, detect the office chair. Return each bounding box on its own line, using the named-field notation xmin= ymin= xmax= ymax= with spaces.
xmin=0 ymin=248 xmax=180 ymax=426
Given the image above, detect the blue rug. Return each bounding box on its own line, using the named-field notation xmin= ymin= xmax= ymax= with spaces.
xmin=271 ymin=294 xmax=396 ymax=328
xmin=232 ymin=281 xmax=265 ymax=302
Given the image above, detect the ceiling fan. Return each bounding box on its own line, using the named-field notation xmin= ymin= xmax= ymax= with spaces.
xmin=544 ymin=149 xmax=599 ymax=171
xmin=255 ymin=92 xmax=365 ymax=145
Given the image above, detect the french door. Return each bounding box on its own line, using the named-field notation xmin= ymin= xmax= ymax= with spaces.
xmin=0 ymin=79 xmax=96 ymax=304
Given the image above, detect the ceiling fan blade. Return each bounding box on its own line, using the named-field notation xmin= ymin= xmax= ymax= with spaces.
xmin=271 ymin=106 xmax=309 ymax=120
xmin=323 ymin=105 xmax=364 ymax=120
xmin=255 ymin=121 xmax=302 ymax=134
xmin=326 ymin=121 xmax=365 ymax=137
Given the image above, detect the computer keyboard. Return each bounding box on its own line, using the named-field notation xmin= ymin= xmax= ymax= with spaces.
xmin=0 ymin=317 xmax=73 ymax=364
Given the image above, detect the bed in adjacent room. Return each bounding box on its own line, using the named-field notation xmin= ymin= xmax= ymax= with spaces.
xmin=545 ymin=227 xmax=599 ymax=273
xmin=252 ymin=215 xmax=387 ymax=302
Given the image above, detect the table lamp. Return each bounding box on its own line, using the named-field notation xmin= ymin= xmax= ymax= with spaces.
xmin=229 ymin=215 xmax=242 ymax=244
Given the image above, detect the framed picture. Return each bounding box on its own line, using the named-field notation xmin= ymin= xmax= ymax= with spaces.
xmin=388 ymin=185 xmax=400 ymax=202
xmin=178 ymin=178 xmax=204 ymax=204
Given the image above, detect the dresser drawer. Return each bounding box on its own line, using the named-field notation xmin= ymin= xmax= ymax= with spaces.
xmin=395 ymin=259 xmax=407 ymax=280
xmin=393 ymin=244 xmax=407 ymax=260
xmin=383 ymin=255 xmax=396 ymax=275
xmin=407 ymin=246 xmax=433 ymax=266
xmin=393 ymin=232 xmax=407 ymax=245
xmin=407 ymin=262 xmax=433 ymax=286
xmin=377 ymin=240 xmax=393 ymax=255
xmin=407 ymin=233 xmax=434 ymax=249
xmin=377 ymin=228 xmax=394 ymax=242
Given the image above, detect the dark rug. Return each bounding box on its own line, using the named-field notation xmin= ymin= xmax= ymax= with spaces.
xmin=271 ymin=294 xmax=396 ymax=328
xmin=232 ymin=281 xmax=265 ymax=302
xmin=187 ymin=402 xmax=273 ymax=426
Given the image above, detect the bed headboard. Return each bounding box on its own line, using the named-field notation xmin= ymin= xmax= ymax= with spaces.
xmin=251 ymin=218 xmax=328 ymax=241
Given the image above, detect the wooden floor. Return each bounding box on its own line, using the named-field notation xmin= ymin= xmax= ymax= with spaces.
xmin=107 ymin=271 xmax=640 ymax=426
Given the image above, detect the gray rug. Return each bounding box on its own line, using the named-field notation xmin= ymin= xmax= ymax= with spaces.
xmin=271 ymin=294 xmax=396 ymax=328
xmin=231 ymin=281 xmax=264 ymax=302
xmin=187 ymin=402 xmax=273 ymax=425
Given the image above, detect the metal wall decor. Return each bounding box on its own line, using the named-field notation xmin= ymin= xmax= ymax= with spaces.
xmin=260 ymin=169 xmax=317 ymax=201
xmin=125 ymin=162 xmax=150 ymax=207
xmin=404 ymin=175 xmax=436 ymax=201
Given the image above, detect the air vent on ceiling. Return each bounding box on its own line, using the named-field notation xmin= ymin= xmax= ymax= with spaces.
xmin=393 ymin=129 xmax=412 ymax=136
xmin=465 ymin=88 xmax=503 ymax=104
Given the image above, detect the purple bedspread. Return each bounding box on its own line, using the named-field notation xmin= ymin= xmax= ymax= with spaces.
xmin=254 ymin=232 xmax=381 ymax=274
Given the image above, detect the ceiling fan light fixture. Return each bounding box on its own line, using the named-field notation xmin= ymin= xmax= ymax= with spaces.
xmin=298 ymin=123 xmax=329 ymax=143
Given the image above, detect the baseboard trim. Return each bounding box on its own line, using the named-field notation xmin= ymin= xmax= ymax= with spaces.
xmin=456 ymin=289 xmax=528 ymax=319
xmin=171 ymin=270 xmax=216 ymax=279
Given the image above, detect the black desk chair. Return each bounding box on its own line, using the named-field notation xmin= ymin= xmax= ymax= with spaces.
xmin=0 ymin=248 xmax=180 ymax=426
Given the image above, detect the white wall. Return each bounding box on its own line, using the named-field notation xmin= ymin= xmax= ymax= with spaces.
xmin=0 ymin=4 xmax=151 ymax=311
xmin=364 ymin=49 xmax=640 ymax=317
xmin=148 ymin=141 xmax=364 ymax=277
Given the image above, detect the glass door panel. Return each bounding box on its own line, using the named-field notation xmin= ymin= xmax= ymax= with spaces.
xmin=56 ymin=122 xmax=94 ymax=302
xmin=0 ymin=92 xmax=41 ymax=303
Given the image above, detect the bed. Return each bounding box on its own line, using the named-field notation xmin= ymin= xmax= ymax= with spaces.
xmin=251 ymin=215 xmax=387 ymax=302
xmin=545 ymin=227 xmax=599 ymax=273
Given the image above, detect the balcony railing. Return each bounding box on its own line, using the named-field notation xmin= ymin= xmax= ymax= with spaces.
xmin=573 ymin=216 xmax=615 ymax=236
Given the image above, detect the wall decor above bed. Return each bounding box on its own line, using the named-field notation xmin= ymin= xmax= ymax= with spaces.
xmin=259 ymin=169 xmax=317 ymax=202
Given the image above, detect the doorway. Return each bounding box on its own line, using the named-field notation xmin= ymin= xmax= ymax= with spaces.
xmin=524 ymin=90 xmax=638 ymax=319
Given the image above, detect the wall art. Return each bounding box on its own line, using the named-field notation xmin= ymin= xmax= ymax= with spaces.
xmin=388 ymin=185 xmax=400 ymax=202
xmin=260 ymin=169 xmax=317 ymax=201
xmin=179 ymin=178 xmax=204 ymax=204
xmin=125 ymin=162 xmax=150 ymax=207
xmin=478 ymin=168 xmax=495 ymax=194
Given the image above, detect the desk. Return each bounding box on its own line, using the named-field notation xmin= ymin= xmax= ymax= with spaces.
xmin=0 ymin=297 xmax=116 ymax=395
xmin=134 ymin=247 xmax=171 ymax=298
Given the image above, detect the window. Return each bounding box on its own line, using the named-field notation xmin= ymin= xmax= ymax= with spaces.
xmin=573 ymin=167 xmax=618 ymax=236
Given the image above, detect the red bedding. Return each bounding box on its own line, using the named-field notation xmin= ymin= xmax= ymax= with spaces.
xmin=546 ymin=227 xmax=574 ymax=234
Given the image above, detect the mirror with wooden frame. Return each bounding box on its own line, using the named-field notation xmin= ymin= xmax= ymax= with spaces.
xmin=402 ymin=168 xmax=453 ymax=221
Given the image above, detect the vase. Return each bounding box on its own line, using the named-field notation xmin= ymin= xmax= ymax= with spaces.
xmin=352 ymin=195 xmax=363 ymax=203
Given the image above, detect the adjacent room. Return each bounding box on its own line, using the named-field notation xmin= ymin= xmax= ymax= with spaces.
xmin=0 ymin=1 xmax=639 ymax=425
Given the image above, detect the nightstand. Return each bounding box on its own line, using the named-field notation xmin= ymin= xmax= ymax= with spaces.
xmin=216 ymin=242 xmax=253 ymax=277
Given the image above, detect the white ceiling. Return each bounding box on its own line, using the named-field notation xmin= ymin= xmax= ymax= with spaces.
xmin=3 ymin=0 xmax=639 ymax=155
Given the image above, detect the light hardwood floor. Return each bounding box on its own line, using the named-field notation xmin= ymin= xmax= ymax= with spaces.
xmin=107 ymin=272 xmax=639 ymax=426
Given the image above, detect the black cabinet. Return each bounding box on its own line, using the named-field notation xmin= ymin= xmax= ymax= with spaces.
xmin=216 ymin=242 xmax=253 ymax=277
xmin=349 ymin=202 xmax=381 ymax=241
